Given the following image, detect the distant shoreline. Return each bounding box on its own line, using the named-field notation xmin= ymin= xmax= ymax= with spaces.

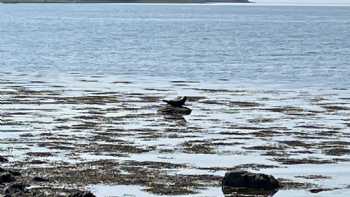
xmin=0 ymin=0 xmax=252 ymax=3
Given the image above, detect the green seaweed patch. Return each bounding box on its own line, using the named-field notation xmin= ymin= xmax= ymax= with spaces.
xmin=26 ymin=152 xmax=54 ymax=157
xmin=228 ymin=101 xmax=262 ymax=107
xmin=182 ymin=140 xmax=216 ymax=154
xmin=248 ymin=118 xmax=275 ymax=124
xmin=322 ymin=148 xmax=350 ymax=156
xmin=278 ymin=178 xmax=317 ymax=189
xmin=277 ymin=140 xmax=312 ymax=148
xmin=112 ymin=81 xmax=132 ymax=84
xmin=199 ymin=163 xmax=280 ymax=172
xmin=85 ymin=143 xmax=155 ymax=154
xmin=271 ymin=157 xmax=335 ymax=165
xmin=263 ymin=106 xmax=306 ymax=115
xmin=243 ymin=144 xmax=287 ymax=151
xmin=320 ymin=104 xmax=350 ymax=112
xmin=250 ymin=130 xmax=282 ymax=138
xmin=55 ymin=95 xmax=118 ymax=105
xmin=295 ymin=175 xmax=331 ymax=180
xmin=309 ymin=188 xmax=339 ymax=194
xmin=20 ymin=160 xmax=220 ymax=195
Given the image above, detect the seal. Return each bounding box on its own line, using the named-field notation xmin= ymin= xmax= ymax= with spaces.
xmin=162 ymin=96 xmax=187 ymax=107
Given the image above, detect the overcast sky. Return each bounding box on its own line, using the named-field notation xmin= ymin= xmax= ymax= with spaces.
xmin=255 ymin=0 xmax=350 ymax=4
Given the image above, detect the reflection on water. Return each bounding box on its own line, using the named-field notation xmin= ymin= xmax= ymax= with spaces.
xmin=223 ymin=186 xmax=278 ymax=197
xmin=89 ymin=185 xmax=222 ymax=197
xmin=163 ymin=114 xmax=188 ymax=126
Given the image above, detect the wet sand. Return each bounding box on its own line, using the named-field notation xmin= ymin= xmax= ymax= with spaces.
xmin=1 ymin=71 xmax=350 ymax=196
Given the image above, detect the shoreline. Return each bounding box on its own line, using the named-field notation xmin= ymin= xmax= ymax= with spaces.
xmin=2 ymin=2 xmax=350 ymax=6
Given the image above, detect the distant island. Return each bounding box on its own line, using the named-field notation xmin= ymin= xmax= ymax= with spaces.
xmin=1 ymin=0 xmax=251 ymax=3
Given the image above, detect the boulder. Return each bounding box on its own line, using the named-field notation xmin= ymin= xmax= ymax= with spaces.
xmin=158 ymin=106 xmax=192 ymax=115
xmin=0 ymin=156 xmax=8 ymax=163
xmin=32 ymin=176 xmax=49 ymax=182
xmin=0 ymin=168 xmax=21 ymax=177
xmin=8 ymin=170 xmax=21 ymax=177
xmin=4 ymin=183 xmax=28 ymax=196
xmin=0 ymin=173 xmax=16 ymax=184
xmin=222 ymin=170 xmax=280 ymax=190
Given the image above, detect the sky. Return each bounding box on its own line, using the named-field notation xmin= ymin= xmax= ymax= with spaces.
xmin=255 ymin=0 xmax=350 ymax=4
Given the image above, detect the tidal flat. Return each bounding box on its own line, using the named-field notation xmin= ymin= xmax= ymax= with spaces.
xmin=0 ymin=72 xmax=350 ymax=197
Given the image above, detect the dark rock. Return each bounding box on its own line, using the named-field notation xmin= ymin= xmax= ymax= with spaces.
xmin=0 ymin=173 xmax=16 ymax=184
xmin=8 ymin=170 xmax=21 ymax=177
xmin=323 ymin=148 xmax=350 ymax=156
xmin=29 ymin=160 xmax=47 ymax=165
xmin=0 ymin=156 xmax=9 ymax=163
xmin=4 ymin=183 xmax=28 ymax=196
xmin=0 ymin=168 xmax=21 ymax=176
xmin=158 ymin=106 xmax=192 ymax=115
xmin=32 ymin=176 xmax=49 ymax=182
xmin=222 ymin=170 xmax=280 ymax=190
xmin=309 ymin=188 xmax=336 ymax=193
xmin=69 ymin=191 xmax=96 ymax=197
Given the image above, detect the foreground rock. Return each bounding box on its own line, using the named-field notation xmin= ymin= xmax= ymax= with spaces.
xmin=32 ymin=176 xmax=49 ymax=182
xmin=0 ymin=156 xmax=8 ymax=163
xmin=222 ymin=170 xmax=280 ymax=190
xmin=0 ymin=173 xmax=16 ymax=184
xmin=158 ymin=106 xmax=192 ymax=115
xmin=0 ymin=167 xmax=96 ymax=196
xmin=4 ymin=183 xmax=28 ymax=197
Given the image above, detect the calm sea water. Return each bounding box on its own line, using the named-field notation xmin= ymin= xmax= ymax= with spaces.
xmin=0 ymin=4 xmax=350 ymax=89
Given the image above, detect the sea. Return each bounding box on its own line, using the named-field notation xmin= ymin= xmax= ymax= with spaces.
xmin=0 ymin=3 xmax=350 ymax=89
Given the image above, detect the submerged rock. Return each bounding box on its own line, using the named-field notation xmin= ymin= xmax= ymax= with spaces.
xmin=4 ymin=183 xmax=28 ymax=196
xmin=0 ymin=168 xmax=21 ymax=177
xmin=32 ymin=176 xmax=49 ymax=182
xmin=309 ymin=188 xmax=336 ymax=193
xmin=69 ymin=191 xmax=96 ymax=197
xmin=8 ymin=170 xmax=21 ymax=177
xmin=222 ymin=170 xmax=280 ymax=190
xmin=158 ymin=106 xmax=192 ymax=115
xmin=0 ymin=156 xmax=8 ymax=163
xmin=0 ymin=173 xmax=16 ymax=184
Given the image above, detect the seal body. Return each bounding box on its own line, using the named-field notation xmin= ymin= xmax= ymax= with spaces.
xmin=158 ymin=106 xmax=192 ymax=115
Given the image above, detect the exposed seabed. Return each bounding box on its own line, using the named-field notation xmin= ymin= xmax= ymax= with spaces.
xmin=0 ymin=71 xmax=350 ymax=196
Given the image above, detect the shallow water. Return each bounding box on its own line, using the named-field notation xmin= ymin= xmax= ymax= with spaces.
xmin=89 ymin=185 xmax=222 ymax=197
xmin=0 ymin=3 xmax=350 ymax=197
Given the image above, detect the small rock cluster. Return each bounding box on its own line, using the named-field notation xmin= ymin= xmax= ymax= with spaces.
xmin=0 ymin=155 xmax=95 ymax=197
xmin=0 ymin=167 xmax=28 ymax=197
